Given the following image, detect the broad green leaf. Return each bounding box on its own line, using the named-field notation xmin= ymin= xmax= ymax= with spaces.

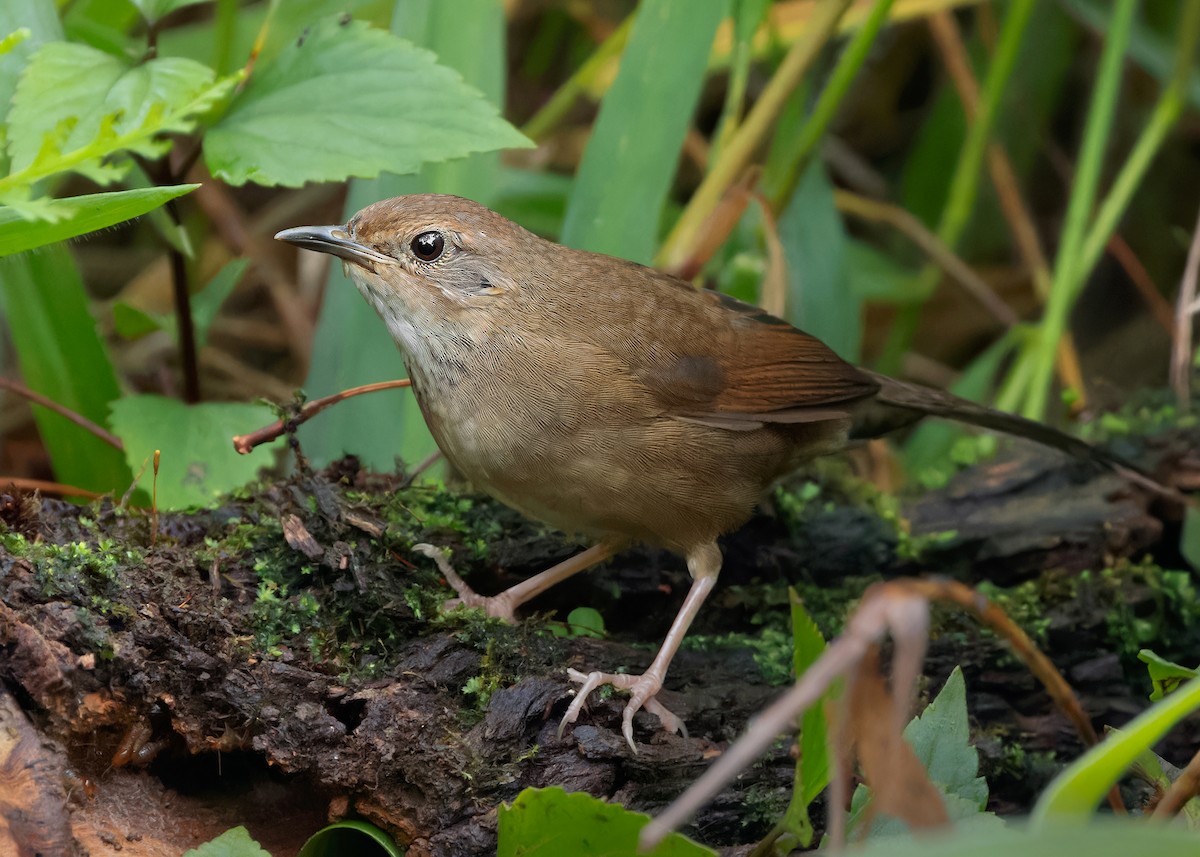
xmin=560 ymin=0 xmax=726 ymax=263
xmin=1137 ymin=649 xmax=1199 ymax=702
xmin=904 ymin=667 xmax=988 ymax=808
xmin=0 ymin=0 xmax=62 ymax=175
xmin=497 ymin=787 xmax=715 ymax=857
xmin=6 ymin=44 xmax=219 ymax=176
xmin=850 ymin=820 xmax=1200 ymax=857
xmin=193 ymin=257 xmax=249 ymax=348
xmin=565 ymin=606 xmax=606 ymax=638
xmin=778 ymin=162 xmax=860 ymax=361
xmin=1032 ymin=676 xmax=1200 ymax=825
xmin=183 ymin=826 xmax=271 ymax=857
xmin=0 ymin=185 xmax=198 ymax=256
xmin=109 ymin=395 xmax=276 ymax=510
xmin=848 ymin=666 xmax=994 ymax=839
xmin=129 ymin=0 xmax=211 ymax=24
xmin=204 ymin=16 xmax=531 ymax=187
xmin=1131 ymin=746 xmax=1200 ymax=828
xmin=299 ymin=0 xmax=509 ymax=471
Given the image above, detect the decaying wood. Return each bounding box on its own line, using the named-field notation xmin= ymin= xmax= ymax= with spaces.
xmin=0 ymin=434 xmax=1194 ymax=856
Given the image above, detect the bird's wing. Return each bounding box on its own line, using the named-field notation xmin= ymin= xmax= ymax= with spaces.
xmin=618 ymin=283 xmax=879 ymax=430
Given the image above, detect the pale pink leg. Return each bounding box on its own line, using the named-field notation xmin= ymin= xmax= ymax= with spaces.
xmin=560 ymin=542 xmax=722 ymax=751
xmin=417 ymin=540 xmax=621 ymax=623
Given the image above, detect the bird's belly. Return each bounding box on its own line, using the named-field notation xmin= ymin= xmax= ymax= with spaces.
xmin=412 ymin=374 xmax=807 ymax=550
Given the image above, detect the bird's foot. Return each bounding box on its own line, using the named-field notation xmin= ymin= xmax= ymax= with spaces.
xmin=560 ymin=667 xmax=687 ymax=752
xmin=414 ymin=543 xmax=518 ymax=623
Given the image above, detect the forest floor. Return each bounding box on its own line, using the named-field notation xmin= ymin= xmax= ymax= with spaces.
xmin=3 ymin=409 xmax=1199 ymax=856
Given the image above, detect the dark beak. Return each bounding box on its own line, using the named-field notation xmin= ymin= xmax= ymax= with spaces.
xmin=274 ymin=225 xmax=392 ymax=267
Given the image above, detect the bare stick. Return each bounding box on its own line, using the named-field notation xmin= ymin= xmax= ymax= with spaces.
xmin=1152 ymin=745 xmax=1200 ymax=818
xmin=1170 ymin=202 xmax=1200 ymax=407
xmin=232 ymin=380 xmax=412 ymax=454
xmin=1 ymin=477 xmax=105 ymax=499
xmin=0 ymin=377 xmax=123 ymax=451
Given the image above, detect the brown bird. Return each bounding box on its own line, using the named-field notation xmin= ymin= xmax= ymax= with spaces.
xmin=277 ymin=194 xmax=1133 ymax=750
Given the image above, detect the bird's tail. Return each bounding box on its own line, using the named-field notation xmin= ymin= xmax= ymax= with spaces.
xmin=852 ymin=370 xmax=1139 ymax=476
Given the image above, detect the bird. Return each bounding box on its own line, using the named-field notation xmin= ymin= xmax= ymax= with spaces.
xmin=276 ymin=193 xmax=1138 ymax=751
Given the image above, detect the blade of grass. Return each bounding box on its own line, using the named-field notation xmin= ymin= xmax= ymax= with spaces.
xmin=1020 ymin=0 xmax=1137 ymax=418
xmin=0 ymin=249 xmax=131 ymax=494
xmin=878 ymin=0 xmax=1035 ymax=375
xmin=768 ymin=0 xmax=897 ymax=213
xmin=658 ymin=0 xmax=853 ymax=270
xmin=560 ymin=0 xmax=726 ymax=262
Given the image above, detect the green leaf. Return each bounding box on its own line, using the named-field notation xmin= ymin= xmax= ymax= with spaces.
xmin=193 ymin=257 xmax=249 ymax=348
xmin=183 ymin=826 xmax=271 ymax=857
xmin=6 ymin=44 xmax=220 ymax=177
xmin=1032 ymin=676 xmax=1200 ymax=824
xmin=848 ymin=666 xmax=994 ymax=839
xmin=565 ymin=606 xmax=606 ymax=639
xmin=109 ymin=395 xmax=276 ymax=510
xmin=0 ymin=185 xmax=198 ymax=256
xmin=0 ymin=28 xmax=30 ymax=55
xmin=904 ymin=667 xmax=988 ymax=808
xmin=843 ymin=239 xmax=926 ymax=304
xmin=1137 ymin=649 xmax=1199 ymax=702
xmin=850 ymin=820 xmax=1200 ymax=857
xmin=299 ymin=820 xmax=404 ymax=857
xmin=0 ymin=248 xmax=130 ymax=494
xmin=497 ymin=787 xmax=715 ymax=857
xmin=129 ymin=0 xmax=211 ymax=24
xmin=112 ymin=301 xmax=164 ymax=340
xmin=204 ymin=16 xmax=530 ymax=187
xmin=778 ymin=162 xmax=860 ymax=361
xmin=560 ymin=0 xmax=726 ymax=262
xmin=790 ymin=590 xmax=830 ymax=807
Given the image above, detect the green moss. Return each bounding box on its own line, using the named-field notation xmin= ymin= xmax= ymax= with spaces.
xmin=3 ymin=532 xmax=140 ymax=618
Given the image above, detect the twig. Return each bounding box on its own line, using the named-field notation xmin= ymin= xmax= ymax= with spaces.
xmin=1107 ymin=234 xmax=1175 ymax=335
xmin=1151 ymin=745 xmax=1200 ymax=819
xmin=232 ymin=380 xmax=412 ymax=454
xmin=1 ymin=477 xmax=105 ymax=500
xmin=833 ymin=190 xmax=1019 ymax=327
xmin=642 ymin=576 xmax=1119 ymax=850
xmin=0 ymin=377 xmax=124 ymax=451
xmin=1170 ymin=203 xmax=1200 ymax=407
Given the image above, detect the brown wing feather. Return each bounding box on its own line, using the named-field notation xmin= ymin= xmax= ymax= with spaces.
xmin=625 ymin=285 xmax=879 ymax=425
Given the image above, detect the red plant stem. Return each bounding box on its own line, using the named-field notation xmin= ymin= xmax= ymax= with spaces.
xmin=0 ymin=377 xmax=123 ymax=450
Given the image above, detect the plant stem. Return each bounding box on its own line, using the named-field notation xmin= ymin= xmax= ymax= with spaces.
xmin=877 ymin=0 xmax=1034 ymax=374
xmin=0 ymin=376 xmax=123 ymax=450
xmin=657 ymin=0 xmax=854 ymax=271
xmin=1021 ymin=0 xmax=1137 ymax=418
xmin=160 ymin=196 xmax=200 ymax=403
xmin=520 ymin=15 xmax=634 ymax=142
xmin=769 ymin=0 xmax=896 ymax=214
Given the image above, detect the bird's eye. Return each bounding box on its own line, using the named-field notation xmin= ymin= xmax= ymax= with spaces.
xmin=411 ymin=231 xmax=445 ymax=262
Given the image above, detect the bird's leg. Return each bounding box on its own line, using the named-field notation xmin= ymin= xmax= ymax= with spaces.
xmin=423 ymin=539 xmax=622 ymax=623
xmin=561 ymin=542 xmax=721 ymax=751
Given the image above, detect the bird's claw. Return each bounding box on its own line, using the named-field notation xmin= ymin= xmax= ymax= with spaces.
xmin=414 ymin=543 xmax=519 ymax=622
xmin=560 ymin=667 xmax=686 ymax=752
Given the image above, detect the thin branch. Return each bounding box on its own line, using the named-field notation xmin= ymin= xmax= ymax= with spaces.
xmin=834 ymin=190 xmax=1019 ymax=327
xmin=1152 ymin=745 xmax=1200 ymax=819
xmin=232 ymin=380 xmax=412 ymax=455
xmin=1171 ymin=203 xmax=1200 ymax=407
xmin=1 ymin=477 xmax=105 ymax=499
xmin=0 ymin=377 xmax=124 ymax=451
xmin=1107 ymin=234 xmax=1175 ymax=335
